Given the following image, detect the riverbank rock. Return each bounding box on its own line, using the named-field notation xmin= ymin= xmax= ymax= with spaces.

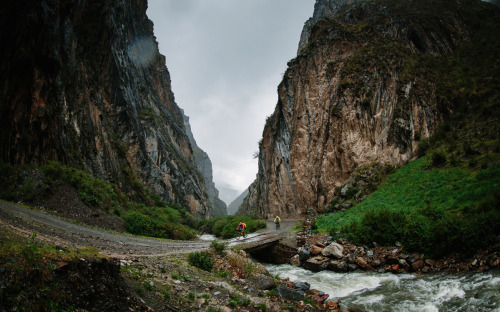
xmin=321 ymin=242 xmax=344 ymax=259
xmin=276 ymin=286 xmax=305 ymax=301
xmin=299 ymin=246 xmax=311 ymax=262
xmin=290 ymin=254 xmax=301 ymax=266
xmin=292 ymin=234 xmax=500 ymax=275
xmin=247 ymin=274 xmax=275 ymax=290
xmin=303 ymin=256 xmax=329 ymax=272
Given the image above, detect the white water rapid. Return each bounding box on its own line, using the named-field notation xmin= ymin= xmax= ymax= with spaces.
xmin=265 ymin=264 xmax=500 ymax=311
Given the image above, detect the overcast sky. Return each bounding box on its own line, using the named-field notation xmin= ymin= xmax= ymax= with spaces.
xmin=146 ymin=0 xmax=315 ymax=205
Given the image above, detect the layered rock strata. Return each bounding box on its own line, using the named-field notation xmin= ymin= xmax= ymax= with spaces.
xmin=0 ymin=0 xmax=221 ymax=217
xmin=244 ymin=0 xmax=486 ymax=218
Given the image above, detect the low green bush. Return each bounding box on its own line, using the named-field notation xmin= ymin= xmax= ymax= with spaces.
xmin=210 ymin=240 xmax=227 ymax=255
xmin=123 ymin=208 xmax=197 ymax=240
xmin=188 ymin=251 xmax=214 ymax=272
xmin=199 ymin=215 xmax=266 ymax=239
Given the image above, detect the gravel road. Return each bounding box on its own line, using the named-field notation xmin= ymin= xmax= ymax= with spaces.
xmin=0 ymin=200 xmax=298 ymax=259
xmin=0 ymin=200 xmax=210 ymax=258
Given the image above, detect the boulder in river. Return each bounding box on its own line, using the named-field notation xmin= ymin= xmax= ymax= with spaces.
xmin=322 ymin=242 xmax=344 ymax=259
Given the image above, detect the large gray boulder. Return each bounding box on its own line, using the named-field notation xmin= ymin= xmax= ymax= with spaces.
xmin=276 ymin=286 xmax=305 ymax=301
xmin=321 ymin=242 xmax=344 ymax=259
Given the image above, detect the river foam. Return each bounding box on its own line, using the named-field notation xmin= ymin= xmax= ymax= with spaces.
xmin=265 ymin=264 xmax=500 ymax=311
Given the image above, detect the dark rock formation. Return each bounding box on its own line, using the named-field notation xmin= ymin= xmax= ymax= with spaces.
xmin=227 ymin=188 xmax=248 ymax=215
xmin=236 ymin=180 xmax=258 ymax=216
xmin=0 ymin=0 xmax=222 ymax=218
xmin=183 ymin=112 xmax=227 ymax=217
xmin=242 ymin=0 xmax=497 ymax=218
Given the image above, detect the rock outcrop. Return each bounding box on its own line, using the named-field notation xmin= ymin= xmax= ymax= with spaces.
xmin=227 ymin=188 xmax=249 ymax=215
xmin=0 ymin=0 xmax=222 ymax=218
xmin=243 ymin=0 xmax=492 ymax=218
xmin=183 ymin=112 xmax=227 ymax=217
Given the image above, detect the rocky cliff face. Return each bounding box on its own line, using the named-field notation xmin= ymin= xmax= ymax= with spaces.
xmin=0 ymin=0 xmax=220 ymax=218
xmin=183 ymin=112 xmax=227 ymax=217
xmin=244 ymin=0 xmax=494 ymax=218
xmin=227 ymin=188 xmax=249 ymax=215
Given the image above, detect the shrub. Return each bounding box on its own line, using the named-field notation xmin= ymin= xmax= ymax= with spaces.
xmin=123 ymin=211 xmax=159 ymax=237
xmin=417 ymin=138 xmax=430 ymax=157
xmin=188 ymin=251 xmax=214 ymax=272
xmin=202 ymin=216 xmax=266 ymax=239
xmin=210 ymin=240 xmax=226 ymax=255
xmin=431 ymin=150 xmax=447 ymax=167
xmin=342 ymin=209 xmax=405 ymax=245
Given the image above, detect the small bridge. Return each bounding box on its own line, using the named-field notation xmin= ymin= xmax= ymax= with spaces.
xmin=228 ymin=232 xmax=296 ymax=264
xmin=228 ymin=232 xmax=280 ymax=250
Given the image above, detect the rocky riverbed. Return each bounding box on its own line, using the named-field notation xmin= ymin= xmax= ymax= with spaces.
xmin=291 ymin=234 xmax=500 ymax=274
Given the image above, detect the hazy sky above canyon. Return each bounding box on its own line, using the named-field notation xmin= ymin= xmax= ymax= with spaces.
xmin=147 ymin=0 xmax=315 ymax=204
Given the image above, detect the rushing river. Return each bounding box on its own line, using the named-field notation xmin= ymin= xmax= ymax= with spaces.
xmin=265 ymin=264 xmax=500 ymax=312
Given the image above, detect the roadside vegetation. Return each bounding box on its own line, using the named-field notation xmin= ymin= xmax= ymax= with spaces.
xmin=199 ymin=215 xmax=267 ymax=239
xmin=0 ymin=160 xmax=198 ymax=240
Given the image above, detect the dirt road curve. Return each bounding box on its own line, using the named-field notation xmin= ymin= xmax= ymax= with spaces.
xmin=0 ymin=200 xmax=297 ymax=259
xmin=0 ymin=200 xmax=210 ymax=258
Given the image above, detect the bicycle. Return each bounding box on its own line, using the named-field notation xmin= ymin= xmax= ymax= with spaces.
xmin=236 ymin=229 xmax=246 ymax=240
xmin=275 ymin=222 xmax=280 ymax=230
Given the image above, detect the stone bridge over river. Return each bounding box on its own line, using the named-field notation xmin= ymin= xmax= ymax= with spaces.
xmin=228 ymin=227 xmax=298 ymax=264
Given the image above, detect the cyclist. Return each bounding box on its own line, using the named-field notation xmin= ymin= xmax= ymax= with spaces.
xmin=274 ymin=215 xmax=281 ymax=230
xmin=236 ymin=222 xmax=247 ymax=237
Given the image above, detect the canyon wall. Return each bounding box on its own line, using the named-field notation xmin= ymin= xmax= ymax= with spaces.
xmin=0 ymin=0 xmax=224 ymax=217
xmin=243 ymin=0 xmax=490 ymax=218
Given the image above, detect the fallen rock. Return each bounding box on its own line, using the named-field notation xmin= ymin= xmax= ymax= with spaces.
xmin=311 ymin=244 xmax=324 ymax=255
xmin=411 ymin=260 xmax=424 ymax=271
xmin=299 ymin=246 xmax=311 ymax=262
xmin=399 ymin=259 xmax=409 ymax=270
xmin=303 ymin=256 xmax=328 ymax=272
xmin=327 ymin=260 xmax=348 ymax=272
xmin=322 ymin=243 xmax=344 ymax=259
xmin=355 ymin=257 xmax=368 ymax=269
xmin=290 ymin=254 xmax=301 ymax=267
xmin=324 ymin=299 xmax=341 ymax=312
xmin=247 ymin=274 xmax=275 ymax=290
xmin=276 ymin=286 xmax=305 ymax=301
xmin=370 ymin=259 xmax=382 ymax=268
xmin=314 ymin=292 xmax=329 ymax=304
xmin=295 ymin=282 xmax=310 ymax=291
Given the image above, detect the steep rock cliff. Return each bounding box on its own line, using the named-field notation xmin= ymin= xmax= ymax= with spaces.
xmin=183 ymin=112 xmax=227 ymax=217
xmin=245 ymin=0 xmax=496 ymax=218
xmin=227 ymin=188 xmax=249 ymax=215
xmin=0 ymin=0 xmax=219 ymax=218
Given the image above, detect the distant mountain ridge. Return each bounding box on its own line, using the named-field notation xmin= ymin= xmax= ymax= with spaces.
xmin=227 ymin=188 xmax=248 ymax=215
xmin=183 ymin=112 xmax=227 ymax=217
